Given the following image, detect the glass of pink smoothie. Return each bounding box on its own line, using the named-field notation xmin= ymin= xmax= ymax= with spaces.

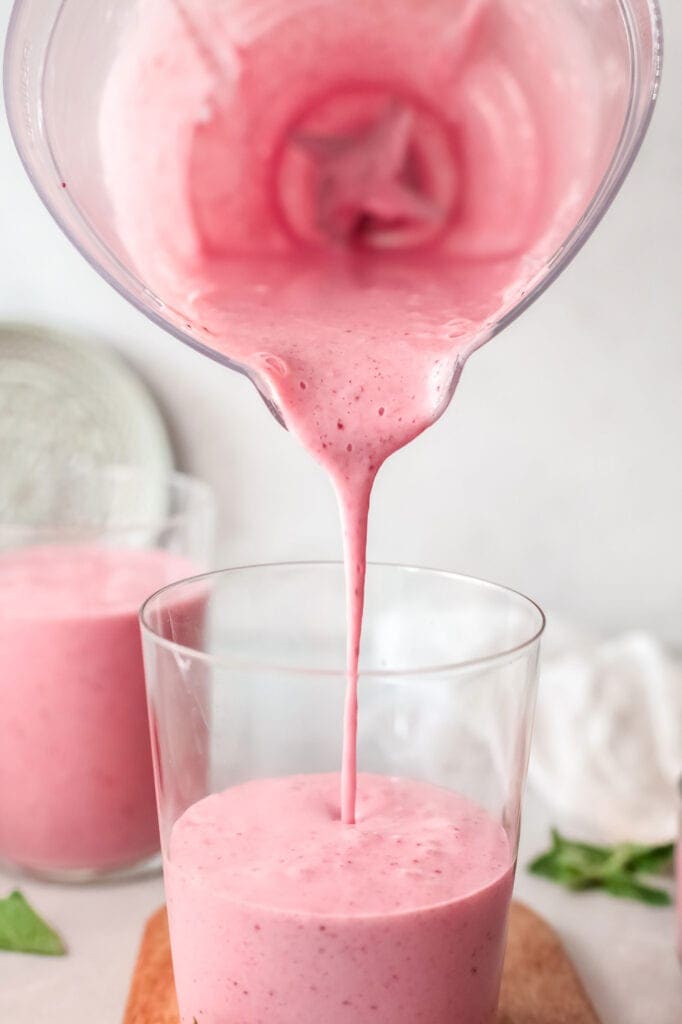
xmin=142 ymin=563 xmax=544 ymax=1024
xmin=0 ymin=465 xmax=214 ymax=882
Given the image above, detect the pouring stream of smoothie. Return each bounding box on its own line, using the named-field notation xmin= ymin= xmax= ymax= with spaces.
xmin=337 ymin=473 xmax=373 ymax=823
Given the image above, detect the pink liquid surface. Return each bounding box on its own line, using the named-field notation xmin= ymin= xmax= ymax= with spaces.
xmin=101 ymin=0 xmax=610 ymax=823
xmin=166 ymin=773 xmax=514 ymax=1024
xmin=0 ymin=544 xmax=197 ymax=873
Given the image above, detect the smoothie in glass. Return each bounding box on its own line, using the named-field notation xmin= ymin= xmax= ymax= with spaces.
xmin=0 ymin=544 xmax=198 ymax=874
xmin=166 ymin=774 xmax=514 ymax=1024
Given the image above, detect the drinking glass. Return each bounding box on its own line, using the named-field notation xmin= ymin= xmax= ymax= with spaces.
xmin=141 ymin=562 xmax=544 ymax=1024
xmin=0 ymin=465 xmax=215 ymax=882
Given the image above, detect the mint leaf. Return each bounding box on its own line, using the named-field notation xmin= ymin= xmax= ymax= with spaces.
xmin=625 ymin=843 xmax=674 ymax=876
xmin=550 ymin=830 xmax=609 ymax=864
xmin=0 ymin=891 xmax=66 ymax=956
xmin=529 ymin=849 xmax=589 ymax=889
xmin=529 ymin=830 xmax=612 ymax=888
xmin=528 ymin=830 xmax=675 ymax=907
xmin=603 ymin=873 xmax=671 ymax=906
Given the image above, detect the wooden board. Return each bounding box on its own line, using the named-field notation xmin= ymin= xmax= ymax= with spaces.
xmin=124 ymin=906 xmax=179 ymax=1024
xmin=498 ymin=903 xmax=600 ymax=1024
xmin=124 ymin=902 xmax=600 ymax=1024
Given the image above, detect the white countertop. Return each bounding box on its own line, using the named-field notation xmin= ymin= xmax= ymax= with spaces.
xmin=1 ymin=796 xmax=679 ymax=1024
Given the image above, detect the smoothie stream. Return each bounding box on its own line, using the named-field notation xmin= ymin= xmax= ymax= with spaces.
xmin=0 ymin=545 xmax=197 ymax=873
xmin=99 ymin=0 xmax=608 ymax=1017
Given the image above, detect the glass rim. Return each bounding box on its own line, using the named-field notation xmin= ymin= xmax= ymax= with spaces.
xmin=0 ymin=464 xmax=215 ymax=538
xmin=140 ymin=561 xmax=546 ymax=679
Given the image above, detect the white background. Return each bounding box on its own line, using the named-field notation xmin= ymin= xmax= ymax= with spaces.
xmin=1 ymin=0 xmax=681 ymax=645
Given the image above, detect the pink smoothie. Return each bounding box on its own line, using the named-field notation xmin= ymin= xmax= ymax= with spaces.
xmin=101 ymin=0 xmax=611 ymax=823
xmin=0 ymin=544 xmax=198 ymax=873
xmin=166 ymin=773 xmax=514 ymax=1024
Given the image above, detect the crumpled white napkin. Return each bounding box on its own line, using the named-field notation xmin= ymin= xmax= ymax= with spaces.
xmin=530 ymin=620 xmax=682 ymax=845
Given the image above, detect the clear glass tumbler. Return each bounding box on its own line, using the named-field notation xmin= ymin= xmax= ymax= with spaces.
xmin=0 ymin=465 xmax=215 ymax=882
xmin=141 ymin=562 xmax=544 ymax=1024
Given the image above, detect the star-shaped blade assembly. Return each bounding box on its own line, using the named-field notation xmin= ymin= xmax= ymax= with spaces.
xmin=295 ymin=103 xmax=444 ymax=248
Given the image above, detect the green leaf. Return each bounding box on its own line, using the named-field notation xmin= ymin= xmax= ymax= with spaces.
xmin=550 ymin=830 xmax=610 ymax=864
xmin=0 ymin=891 xmax=66 ymax=956
xmin=626 ymin=843 xmax=675 ymax=876
xmin=528 ymin=830 xmax=675 ymax=907
xmin=529 ymin=830 xmax=611 ymax=887
xmin=603 ymin=874 xmax=672 ymax=907
xmin=528 ymin=851 xmax=589 ymax=889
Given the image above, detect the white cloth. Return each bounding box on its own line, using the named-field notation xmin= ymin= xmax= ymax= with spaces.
xmin=530 ymin=621 xmax=682 ymax=844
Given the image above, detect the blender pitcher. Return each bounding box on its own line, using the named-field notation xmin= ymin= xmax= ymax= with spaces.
xmin=3 ymin=0 xmax=662 ymax=423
